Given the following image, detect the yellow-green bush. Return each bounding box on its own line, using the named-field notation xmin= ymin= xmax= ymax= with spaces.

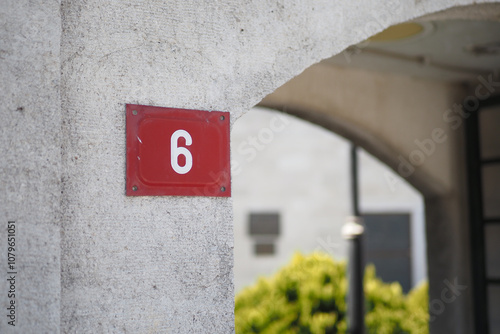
xmin=235 ymin=252 xmax=428 ymax=334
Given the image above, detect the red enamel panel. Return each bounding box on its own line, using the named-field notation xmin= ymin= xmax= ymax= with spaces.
xmin=126 ymin=104 xmax=231 ymax=197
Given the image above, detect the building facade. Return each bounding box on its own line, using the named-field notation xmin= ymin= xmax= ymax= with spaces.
xmin=232 ymin=107 xmax=427 ymax=294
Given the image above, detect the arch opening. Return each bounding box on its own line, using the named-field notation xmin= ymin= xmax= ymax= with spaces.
xmin=235 ymin=4 xmax=500 ymax=333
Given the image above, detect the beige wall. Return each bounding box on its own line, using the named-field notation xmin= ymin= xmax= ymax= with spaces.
xmin=261 ymin=64 xmax=464 ymax=196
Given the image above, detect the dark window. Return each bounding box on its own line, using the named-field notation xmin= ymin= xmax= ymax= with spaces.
xmin=466 ymin=97 xmax=500 ymax=334
xmin=249 ymin=213 xmax=280 ymax=235
xmin=362 ymin=213 xmax=412 ymax=293
xmin=248 ymin=212 xmax=280 ymax=256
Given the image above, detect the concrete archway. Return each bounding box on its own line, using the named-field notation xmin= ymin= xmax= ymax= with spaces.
xmin=254 ymin=5 xmax=500 ymax=333
xmin=258 ymin=78 xmax=468 ymax=332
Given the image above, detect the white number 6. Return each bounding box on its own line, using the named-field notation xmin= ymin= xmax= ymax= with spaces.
xmin=171 ymin=129 xmax=193 ymax=174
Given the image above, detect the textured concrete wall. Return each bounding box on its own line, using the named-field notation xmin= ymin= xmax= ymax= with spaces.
xmin=0 ymin=1 xmax=62 ymax=333
xmin=2 ymin=0 xmax=497 ymax=333
xmin=59 ymin=1 xmax=236 ymax=332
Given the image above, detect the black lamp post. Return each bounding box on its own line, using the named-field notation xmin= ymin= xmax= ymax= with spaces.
xmin=342 ymin=145 xmax=365 ymax=334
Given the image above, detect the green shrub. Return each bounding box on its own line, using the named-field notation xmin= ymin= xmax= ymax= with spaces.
xmin=235 ymin=252 xmax=428 ymax=334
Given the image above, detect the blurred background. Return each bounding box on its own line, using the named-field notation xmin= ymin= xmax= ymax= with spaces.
xmin=230 ymin=16 xmax=500 ymax=333
xmin=231 ymin=107 xmax=427 ymax=294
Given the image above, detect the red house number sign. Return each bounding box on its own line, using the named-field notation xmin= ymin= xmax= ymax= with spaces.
xmin=126 ymin=104 xmax=231 ymax=197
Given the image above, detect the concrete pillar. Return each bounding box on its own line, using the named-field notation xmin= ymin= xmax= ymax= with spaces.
xmin=0 ymin=1 xmax=62 ymax=333
xmin=58 ymin=1 xmax=234 ymax=332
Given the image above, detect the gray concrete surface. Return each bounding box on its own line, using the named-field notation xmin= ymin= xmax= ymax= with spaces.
xmin=0 ymin=0 xmax=62 ymax=333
